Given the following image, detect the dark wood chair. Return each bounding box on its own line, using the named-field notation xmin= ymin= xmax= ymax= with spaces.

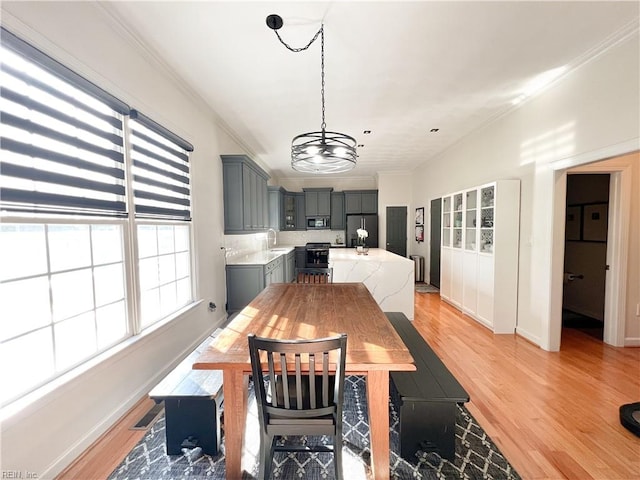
xmin=294 ymin=267 xmax=333 ymax=284
xmin=248 ymin=333 xmax=347 ymax=480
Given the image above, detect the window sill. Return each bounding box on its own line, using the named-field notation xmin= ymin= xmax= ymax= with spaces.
xmin=1 ymin=299 xmax=203 ymax=423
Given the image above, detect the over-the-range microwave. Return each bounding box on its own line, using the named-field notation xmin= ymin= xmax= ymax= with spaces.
xmin=307 ymin=217 xmax=330 ymax=229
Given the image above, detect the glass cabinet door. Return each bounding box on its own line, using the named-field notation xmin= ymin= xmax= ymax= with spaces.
xmin=465 ymin=189 xmax=477 ymax=251
xmin=442 ymin=196 xmax=451 ymax=247
xmin=480 ymin=185 xmax=495 ymax=253
xmin=453 ymin=193 xmax=463 ymax=248
xmin=283 ymin=194 xmax=296 ymax=230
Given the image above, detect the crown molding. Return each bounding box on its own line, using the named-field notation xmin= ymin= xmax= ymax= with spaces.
xmin=94 ymin=2 xmax=258 ymax=159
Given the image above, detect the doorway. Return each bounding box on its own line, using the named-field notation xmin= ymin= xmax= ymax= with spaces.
xmin=550 ymin=151 xmax=635 ymax=350
xmin=430 ymin=198 xmax=442 ymax=288
xmin=386 ymin=206 xmax=407 ymax=257
xmin=562 ymin=174 xmax=610 ymax=341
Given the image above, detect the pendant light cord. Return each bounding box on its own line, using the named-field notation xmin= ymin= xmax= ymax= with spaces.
xmin=274 ymin=25 xmax=326 ymax=131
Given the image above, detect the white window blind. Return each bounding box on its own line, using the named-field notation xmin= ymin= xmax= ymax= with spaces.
xmin=0 ymin=28 xmax=196 ymax=406
xmin=129 ymin=110 xmax=193 ymax=221
xmin=0 ymin=27 xmax=130 ymax=217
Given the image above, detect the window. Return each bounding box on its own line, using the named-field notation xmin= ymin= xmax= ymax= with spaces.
xmin=0 ymin=28 xmax=195 ymax=406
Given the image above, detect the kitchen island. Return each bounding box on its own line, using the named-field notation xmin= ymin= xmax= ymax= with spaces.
xmin=330 ymin=248 xmax=415 ymax=320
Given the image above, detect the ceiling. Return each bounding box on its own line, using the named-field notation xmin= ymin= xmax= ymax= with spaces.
xmin=103 ymin=1 xmax=638 ymax=180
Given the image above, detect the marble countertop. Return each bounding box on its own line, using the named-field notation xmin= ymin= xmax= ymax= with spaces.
xmin=226 ymin=244 xmax=349 ymax=266
xmin=329 ymin=248 xmax=414 ymax=263
xmin=226 ymin=246 xmax=295 ymax=266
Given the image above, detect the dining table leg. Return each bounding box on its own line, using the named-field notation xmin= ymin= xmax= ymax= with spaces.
xmin=367 ymin=370 xmax=390 ymax=480
xmin=223 ymin=368 xmax=246 ymax=479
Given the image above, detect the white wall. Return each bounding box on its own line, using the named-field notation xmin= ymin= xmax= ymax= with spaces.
xmin=411 ymin=32 xmax=639 ymax=349
xmin=377 ymin=173 xmax=414 ymax=255
xmin=0 ymin=3 xmax=243 ymax=477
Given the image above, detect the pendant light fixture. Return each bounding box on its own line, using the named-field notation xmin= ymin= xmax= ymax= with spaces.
xmin=266 ymin=14 xmax=357 ymax=174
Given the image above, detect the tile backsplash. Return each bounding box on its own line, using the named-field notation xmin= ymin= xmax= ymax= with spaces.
xmin=224 ymin=230 xmax=346 ymax=258
xmin=278 ymin=230 xmax=345 ymax=246
xmin=223 ymin=233 xmax=266 ymax=258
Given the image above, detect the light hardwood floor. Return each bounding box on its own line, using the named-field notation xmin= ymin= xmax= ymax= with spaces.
xmin=58 ymin=292 xmax=640 ymax=480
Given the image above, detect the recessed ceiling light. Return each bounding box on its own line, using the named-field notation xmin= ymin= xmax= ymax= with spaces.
xmin=430 ymin=128 xmax=439 ymax=133
xmin=363 ymin=130 xmax=372 ymax=134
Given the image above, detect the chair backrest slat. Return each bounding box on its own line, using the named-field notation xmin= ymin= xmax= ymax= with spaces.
xmin=295 ymin=267 xmax=333 ymax=284
xmin=309 ymin=353 xmax=316 ymax=409
xmin=279 ymin=352 xmax=290 ymax=409
xmin=322 ymin=351 xmax=329 ymax=407
xmin=295 ymin=353 xmax=303 ymax=409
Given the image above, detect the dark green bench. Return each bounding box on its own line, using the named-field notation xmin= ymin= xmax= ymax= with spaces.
xmin=149 ymin=331 xmax=224 ymax=456
xmin=386 ymin=312 xmax=470 ymax=461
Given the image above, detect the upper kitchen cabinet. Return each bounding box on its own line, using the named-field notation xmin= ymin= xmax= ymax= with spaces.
xmin=268 ymin=186 xmax=285 ymax=230
xmin=304 ymin=188 xmax=333 ymax=217
xmin=269 ymin=188 xmax=306 ymax=231
xmin=344 ymin=190 xmax=378 ymax=214
xmin=294 ymin=193 xmax=307 ymax=230
xmin=282 ymin=192 xmax=296 ymax=230
xmin=331 ymin=192 xmax=345 ymax=230
xmin=221 ymin=155 xmax=269 ymax=233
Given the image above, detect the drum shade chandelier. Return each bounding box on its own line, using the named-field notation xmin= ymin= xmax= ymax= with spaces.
xmin=266 ymin=14 xmax=357 ymax=174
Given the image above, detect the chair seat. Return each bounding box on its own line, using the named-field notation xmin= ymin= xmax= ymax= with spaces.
xmin=269 ymin=417 xmax=334 ymax=425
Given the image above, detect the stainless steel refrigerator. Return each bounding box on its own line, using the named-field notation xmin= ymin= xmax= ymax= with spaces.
xmin=346 ymin=214 xmax=378 ymax=248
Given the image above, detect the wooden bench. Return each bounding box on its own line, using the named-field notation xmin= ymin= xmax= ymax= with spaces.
xmin=386 ymin=312 xmax=470 ymax=461
xmin=149 ymin=331 xmax=224 ymax=456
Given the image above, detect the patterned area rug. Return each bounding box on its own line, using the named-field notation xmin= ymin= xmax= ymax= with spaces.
xmin=109 ymin=376 xmax=520 ymax=479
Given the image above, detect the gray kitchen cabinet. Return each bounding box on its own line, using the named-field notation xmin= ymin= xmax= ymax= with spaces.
xmin=221 ymin=155 xmax=270 ymax=234
xmin=295 ymin=246 xmax=306 ymax=269
xmin=270 ymin=189 xmax=301 ymax=231
xmin=345 ymin=190 xmax=378 ymax=214
xmin=284 ymin=250 xmax=295 ymax=283
xmin=226 ymin=256 xmax=285 ymax=312
xmin=283 ymin=193 xmax=296 ymax=230
xmin=331 ymin=192 xmax=345 ymax=230
xmin=226 ymin=265 xmax=264 ymax=312
xmin=264 ymin=256 xmax=284 ymax=286
xmin=304 ymin=188 xmax=332 ymax=217
xmin=268 ymin=186 xmax=285 ymax=230
xmin=361 ymin=191 xmax=378 ymax=214
xmin=294 ymin=193 xmax=306 ymax=230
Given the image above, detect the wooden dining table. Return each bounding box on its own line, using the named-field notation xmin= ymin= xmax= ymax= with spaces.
xmin=193 ymin=282 xmax=415 ymax=479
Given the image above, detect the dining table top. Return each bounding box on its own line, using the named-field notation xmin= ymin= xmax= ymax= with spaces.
xmin=193 ymin=282 xmax=415 ymax=373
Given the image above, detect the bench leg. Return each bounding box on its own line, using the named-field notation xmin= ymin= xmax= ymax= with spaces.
xmin=399 ymin=401 xmax=456 ymax=461
xmin=164 ymin=397 xmax=221 ymax=456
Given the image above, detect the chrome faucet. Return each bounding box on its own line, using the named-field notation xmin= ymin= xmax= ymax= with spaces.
xmin=266 ymin=228 xmax=277 ymax=249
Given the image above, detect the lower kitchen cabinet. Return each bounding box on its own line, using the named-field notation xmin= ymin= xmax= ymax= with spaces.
xmin=264 ymin=255 xmax=284 ymax=286
xmin=226 ymin=256 xmax=285 ymax=312
xmin=294 ymin=246 xmax=306 ymax=269
xmin=284 ymin=250 xmax=295 ymax=283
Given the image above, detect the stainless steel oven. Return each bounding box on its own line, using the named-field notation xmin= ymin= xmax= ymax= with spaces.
xmin=305 ymin=242 xmax=330 ymax=268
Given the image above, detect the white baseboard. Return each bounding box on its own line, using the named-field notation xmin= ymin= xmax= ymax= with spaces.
xmin=516 ymin=325 xmax=541 ymax=348
xmin=41 ymin=378 xmax=158 ymax=480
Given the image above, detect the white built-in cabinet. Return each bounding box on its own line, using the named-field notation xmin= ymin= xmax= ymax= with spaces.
xmin=440 ymin=180 xmax=520 ymax=333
